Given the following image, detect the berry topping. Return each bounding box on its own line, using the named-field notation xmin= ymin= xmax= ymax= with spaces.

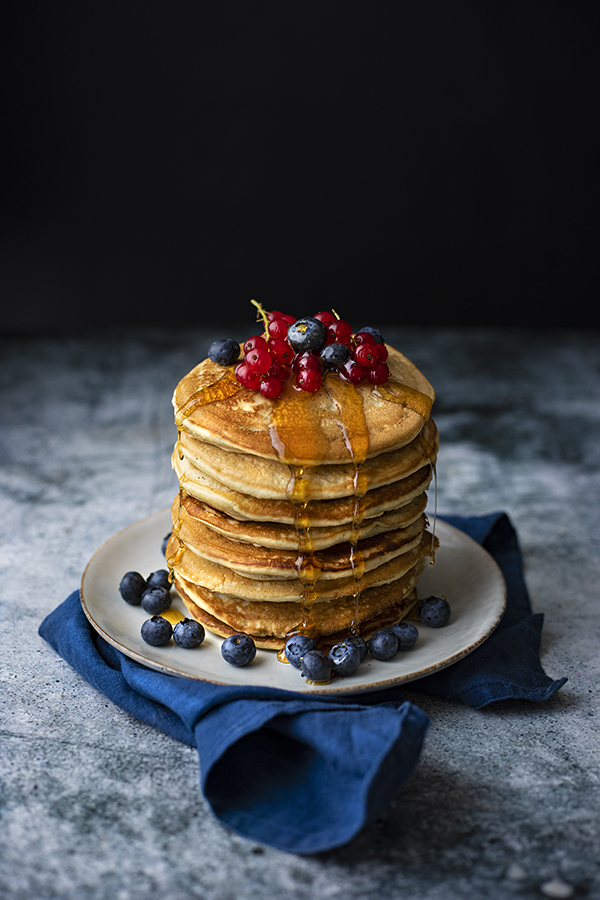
xmin=267 ymin=337 xmax=294 ymax=366
xmin=390 ymin=621 xmax=419 ymax=650
xmin=295 ymin=367 xmax=323 ymax=393
xmin=358 ymin=326 xmax=384 ymax=344
xmin=141 ymin=616 xmax=173 ymax=646
xmin=221 ymin=633 xmax=257 ymax=666
xmin=235 ymin=362 xmax=262 ymax=391
xmin=328 ymin=640 xmax=362 ymax=677
xmin=267 ymin=318 xmax=290 ymax=340
xmin=284 ymin=634 xmax=317 ymax=668
xmin=339 ymin=359 xmax=366 ymax=384
xmin=146 ymin=569 xmax=171 ymax=591
xmin=327 ymin=319 xmax=353 ymax=344
xmin=417 ymin=596 xmax=451 ymax=628
xmin=208 ymin=338 xmax=240 ymax=367
xmin=320 ymin=343 xmax=351 ymax=369
xmin=230 ymin=302 xmax=390 ymax=397
xmin=366 ymin=362 xmax=390 ymax=384
xmin=140 ymin=585 xmax=172 ymax=615
xmin=244 ymin=346 xmax=272 ymax=374
xmin=368 ymin=629 xmax=399 ymax=660
xmin=243 ymin=334 xmax=268 ymax=354
xmin=287 ymin=317 xmax=328 ymax=354
xmin=300 ymin=649 xmax=334 ymax=683
xmin=173 ymin=618 xmax=206 ymax=648
xmin=313 ymin=311 xmax=337 ymax=326
xmin=259 ymin=374 xmax=284 ymax=399
xmin=354 ymin=342 xmax=380 ymax=368
xmin=119 ymin=571 xmax=148 ymax=605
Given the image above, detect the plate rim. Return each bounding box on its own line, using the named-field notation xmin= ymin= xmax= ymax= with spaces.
xmin=80 ymin=509 xmax=507 ymax=695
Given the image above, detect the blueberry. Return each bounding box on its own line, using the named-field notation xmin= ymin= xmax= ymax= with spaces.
xmin=140 ymin=585 xmax=172 ymax=615
xmin=358 ymin=325 xmax=384 ymax=344
xmin=173 ymin=618 xmax=205 ymax=648
xmin=300 ymin=649 xmax=334 ymax=683
xmin=418 ymin=596 xmax=451 ymax=628
xmin=161 ymin=532 xmax=172 ymax=557
xmin=208 ymin=338 xmax=240 ymax=367
xmin=320 ymin=343 xmax=351 ymax=369
xmin=287 ymin=317 xmax=328 ymax=354
xmin=147 ymin=569 xmax=171 ymax=591
xmin=221 ymin=634 xmax=256 ymax=666
xmin=284 ymin=634 xmax=317 ymax=669
xmin=344 ymin=633 xmax=368 ymax=662
xmin=119 ymin=571 xmax=148 ymax=605
xmin=141 ymin=615 xmax=173 ymax=646
xmin=328 ymin=640 xmax=361 ymax=677
xmin=390 ymin=621 xmax=419 ymax=650
xmin=368 ymin=629 xmax=399 ymax=660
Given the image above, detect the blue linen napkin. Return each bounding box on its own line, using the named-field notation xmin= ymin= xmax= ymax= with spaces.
xmin=38 ymin=512 xmax=566 ymax=854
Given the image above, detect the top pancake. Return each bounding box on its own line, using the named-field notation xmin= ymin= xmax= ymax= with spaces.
xmin=172 ymin=345 xmax=435 ymax=464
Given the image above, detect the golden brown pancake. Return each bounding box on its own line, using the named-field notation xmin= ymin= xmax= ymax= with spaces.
xmin=173 ymin=456 xmax=433 ymax=525
xmin=173 ymin=566 xmax=425 ymax=650
xmin=173 ymin=346 xmax=435 ymax=464
xmin=176 ymin=489 xmax=428 ymax=550
xmin=174 ymin=416 xmax=438 ymax=501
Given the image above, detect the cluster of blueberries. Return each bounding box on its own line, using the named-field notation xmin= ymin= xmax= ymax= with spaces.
xmin=119 ymin=565 xmax=451 ymax=679
xmin=286 ymin=595 xmax=451 ymax=684
xmin=118 ymin=568 xmax=257 ymax=665
xmin=208 ymin=309 xmax=390 ymax=399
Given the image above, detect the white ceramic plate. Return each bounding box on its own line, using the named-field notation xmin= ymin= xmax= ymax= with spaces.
xmin=81 ymin=510 xmax=506 ymax=695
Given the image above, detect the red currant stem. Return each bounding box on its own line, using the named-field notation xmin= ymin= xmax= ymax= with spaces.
xmin=250 ymin=299 xmax=269 ymax=338
xmin=331 ymin=308 xmax=341 ymax=320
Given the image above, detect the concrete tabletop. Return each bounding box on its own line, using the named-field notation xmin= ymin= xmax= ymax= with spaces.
xmin=1 ymin=327 xmax=598 ymax=900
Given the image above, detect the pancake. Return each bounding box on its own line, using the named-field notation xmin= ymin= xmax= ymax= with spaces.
xmin=173 ymin=345 xmax=435 ymax=464
xmin=173 ymin=455 xmax=433 ymax=525
xmin=167 ymin=529 xmax=436 ymax=602
xmin=171 ymin=505 xmax=427 ymax=579
xmin=175 ymin=415 xmax=438 ymax=501
xmin=176 ymin=489 xmax=429 ymax=550
xmin=173 ymin=565 xmax=425 ymax=650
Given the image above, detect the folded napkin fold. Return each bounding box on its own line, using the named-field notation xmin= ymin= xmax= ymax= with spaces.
xmin=39 ymin=512 xmax=566 ymax=854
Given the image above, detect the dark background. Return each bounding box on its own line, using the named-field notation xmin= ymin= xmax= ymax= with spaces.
xmin=2 ymin=1 xmax=599 ymax=335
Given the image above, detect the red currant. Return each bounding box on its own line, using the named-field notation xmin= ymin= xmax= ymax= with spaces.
xmin=235 ymin=362 xmax=261 ymax=391
xmin=296 ymin=367 xmax=323 ymax=392
xmin=375 ymin=342 xmax=388 ymax=361
xmin=354 ymin=331 xmax=377 ymax=345
xmin=244 ymin=346 xmax=272 ymax=374
xmin=259 ymin=375 xmax=284 ymax=399
xmin=353 ymin=342 xmax=380 ymax=367
xmin=267 ymin=318 xmax=289 ymax=340
xmin=327 ymin=320 xmax=353 ymax=344
xmin=339 ymin=359 xmax=366 ymax=384
xmin=267 ymin=310 xmax=296 ymax=325
xmin=292 ymin=352 xmax=322 ymax=373
xmin=367 ymin=362 xmax=390 ymax=384
xmin=268 ymin=337 xmax=294 ymax=366
xmin=313 ymin=311 xmax=337 ymax=326
xmin=244 ymin=334 xmax=268 ymax=354
xmin=266 ymin=361 xmax=288 ymax=380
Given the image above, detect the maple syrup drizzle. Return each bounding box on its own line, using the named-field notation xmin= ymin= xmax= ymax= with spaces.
xmin=175 ymin=368 xmax=242 ymax=459
xmin=375 ymin=379 xmax=433 ymax=420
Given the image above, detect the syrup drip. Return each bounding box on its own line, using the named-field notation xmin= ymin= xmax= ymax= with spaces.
xmin=175 ymin=369 xmax=242 ymax=459
xmin=270 ymin=375 xmax=371 ymax=649
xmin=375 ymin=379 xmax=433 ymax=421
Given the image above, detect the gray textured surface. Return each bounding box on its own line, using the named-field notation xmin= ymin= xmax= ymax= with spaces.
xmin=1 ymin=327 xmax=599 ymax=900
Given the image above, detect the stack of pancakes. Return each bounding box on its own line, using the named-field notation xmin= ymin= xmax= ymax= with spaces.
xmin=166 ymin=344 xmax=438 ymax=650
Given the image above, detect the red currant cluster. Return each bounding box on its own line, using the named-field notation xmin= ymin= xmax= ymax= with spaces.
xmin=233 ymin=309 xmax=390 ymax=399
